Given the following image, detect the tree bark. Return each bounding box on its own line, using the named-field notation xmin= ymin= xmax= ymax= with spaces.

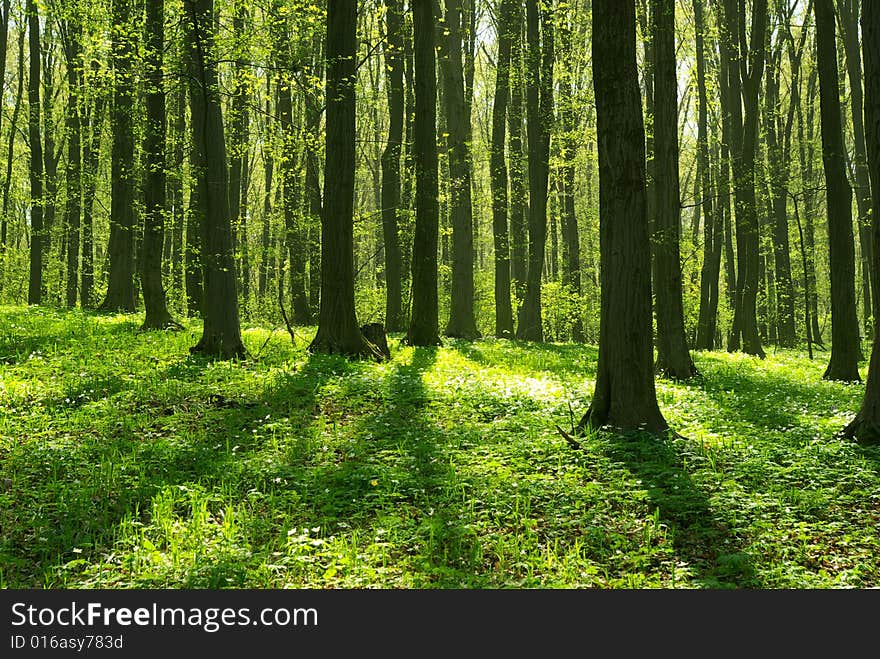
xmin=652 ymin=0 xmax=698 ymax=378
xmin=406 ymin=0 xmax=441 ymax=347
xmin=140 ymin=0 xmax=177 ymax=330
xmin=62 ymin=18 xmax=82 ymax=308
xmin=100 ymin=0 xmax=137 ymax=311
xmin=515 ymin=0 xmax=553 ymax=342
xmin=26 ymin=0 xmax=42 ymax=305
xmin=184 ymin=0 xmax=245 ymax=358
xmin=440 ymin=0 xmax=479 ymax=339
xmin=309 ymin=0 xmax=381 ymax=359
xmin=381 ymin=0 xmax=405 ymax=331
xmin=508 ymin=6 xmax=527 ymax=303
xmin=843 ymin=0 xmax=880 ymax=442
xmin=815 ymin=0 xmax=861 ymax=381
xmin=722 ymin=0 xmax=767 ymax=358
xmin=578 ymin=0 xmax=667 ymax=435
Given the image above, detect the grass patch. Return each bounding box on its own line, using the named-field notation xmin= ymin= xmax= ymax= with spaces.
xmin=1 ymin=306 xmax=878 ymax=588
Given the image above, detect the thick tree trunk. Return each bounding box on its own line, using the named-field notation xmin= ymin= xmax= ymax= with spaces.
xmin=184 ymin=0 xmax=245 ymax=359
xmin=815 ymin=0 xmax=861 ymax=381
xmin=651 ymin=0 xmax=698 ymax=378
xmin=515 ymin=0 xmax=553 ymax=342
xmin=440 ymin=0 xmax=479 ymax=339
xmin=26 ymin=0 xmax=42 ymax=305
xmin=309 ymin=0 xmax=380 ymax=359
xmin=141 ymin=0 xmax=177 ymax=330
xmin=406 ymin=0 xmax=441 ymax=347
xmin=381 ymin=0 xmax=405 ymax=332
xmin=843 ymin=0 xmax=880 ymax=442
xmin=578 ymin=0 xmax=667 ymax=435
xmin=100 ymin=0 xmax=137 ymax=311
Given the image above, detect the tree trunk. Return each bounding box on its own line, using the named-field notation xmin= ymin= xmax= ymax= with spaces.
xmin=440 ymin=0 xmax=479 ymax=339
xmin=184 ymin=0 xmax=245 ymax=359
xmin=141 ymin=0 xmax=177 ymax=330
xmin=695 ymin=0 xmax=720 ymax=350
xmin=840 ymin=0 xmax=876 ymax=332
xmin=815 ymin=0 xmax=861 ymax=381
xmin=722 ymin=0 xmax=767 ymax=358
xmin=309 ymin=0 xmax=380 ymax=359
xmin=62 ymin=19 xmax=82 ymax=308
xmin=578 ymin=0 xmax=667 ymax=435
xmin=229 ymin=0 xmax=250 ymax=315
xmin=652 ymin=0 xmax=698 ymax=378
xmin=489 ymin=0 xmax=515 ymax=339
xmin=259 ymin=72 xmax=273 ymax=301
xmin=406 ymin=0 xmax=441 ymax=347
xmin=557 ymin=10 xmax=583 ymax=343
xmin=515 ymin=0 xmax=553 ymax=342
xmin=26 ymin=0 xmax=42 ymax=305
xmin=100 ymin=0 xmax=137 ymax=311
xmin=1 ymin=21 xmax=24 ymax=291
xmin=508 ymin=6 xmax=527 ymax=303
xmin=842 ymin=0 xmax=880 ymax=442
xmin=381 ymin=0 xmax=405 ymax=332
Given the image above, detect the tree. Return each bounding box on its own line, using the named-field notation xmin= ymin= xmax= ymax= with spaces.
xmin=407 ymin=0 xmax=441 ymax=347
xmin=26 ymin=0 xmax=42 ymax=305
xmin=815 ymin=0 xmax=861 ymax=381
xmin=439 ymin=0 xmax=479 ymax=339
xmin=515 ymin=0 xmax=554 ymax=341
xmin=843 ymin=0 xmax=880 ymax=442
xmin=722 ymin=0 xmax=767 ymax=358
xmin=381 ymin=0 xmax=405 ymax=332
xmin=489 ymin=0 xmax=515 ymax=338
xmin=309 ymin=0 xmax=381 ymax=358
xmin=577 ymin=0 xmax=667 ymax=434
xmin=651 ymin=0 xmax=698 ymax=379
xmin=694 ymin=0 xmax=722 ymax=351
xmin=140 ymin=0 xmax=177 ymax=330
xmin=100 ymin=0 xmax=137 ymax=312
xmin=184 ymin=0 xmax=245 ymax=359
xmin=60 ymin=12 xmax=82 ymax=308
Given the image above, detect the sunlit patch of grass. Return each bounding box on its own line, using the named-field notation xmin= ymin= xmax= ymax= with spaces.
xmin=1 ymin=306 xmax=879 ymax=589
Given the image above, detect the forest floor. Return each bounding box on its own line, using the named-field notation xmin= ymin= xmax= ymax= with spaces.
xmin=1 ymin=306 xmax=878 ymax=588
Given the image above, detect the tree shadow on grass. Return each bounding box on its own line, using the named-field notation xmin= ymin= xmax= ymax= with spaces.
xmin=601 ymin=432 xmax=762 ymax=588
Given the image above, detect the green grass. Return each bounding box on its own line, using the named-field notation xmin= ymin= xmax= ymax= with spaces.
xmin=0 ymin=305 xmax=878 ymax=589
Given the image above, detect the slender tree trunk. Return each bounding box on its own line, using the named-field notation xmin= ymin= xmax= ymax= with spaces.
xmin=508 ymin=7 xmax=527 ymax=303
xmin=141 ymin=0 xmax=177 ymax=330
xmin=439 ymin=0 xmax=479 ymax=338
xmin=259 ymin=72 xmax=273 ymax=301
xmin=722 ymin=0 xmax=767 ymax=358
xmin=169 ymin=78 xmax=185 ymax=306
xmin=229 ymin=0 xmax=250 ymax=315
xmin=381 ymin=0 xmax=405 ymax=332
xmin=840 ymin=0 xmax=876 ymax=331
xmin=62 ymin=19 xmax=82 ymax=308
xmin=578 ymin=0 xmax=667 ymax=434
xmin=309 ymin=0 xmax=380 ymax=358
xmin=490 ymin=0 xmax=515 ymax=339
xmin=815 ymin=0 xmax=861 ymax=381
xmin=1 ymin=22 xmax=24 ymax=289
xmin=695 ymin=0 xmax=719 ymax=350
xmin=184 ymin=0 xmax=245 ymax=358
xmin=652 ymin=0 xmax=698 ymax=378
xmin=26 ymin=0 xmax=43 ymax=305
xmin=516 ymin=0 xmax=553 ymax=342
xmin=407 ymin=0 xmax=441 ymax=347
xmin=557 ymin=10 xmax=583 ymax=343
xmin=843 ymin=0 xmax=880 ymax=442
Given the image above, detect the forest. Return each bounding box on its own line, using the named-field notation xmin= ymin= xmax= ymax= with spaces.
xmin=0 ymin=0 xmax=879 ymax=590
